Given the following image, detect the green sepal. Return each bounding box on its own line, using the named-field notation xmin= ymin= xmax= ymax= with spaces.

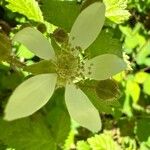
xmin=23 ymin=60 xmax=56 ymax=75
xmin=78 ymin=80 xmax=120 ymax=113
xmin=0 ymin=33 xmax=12 ymax=60
xmin=96 ymin=79 xmax=120 ymax=100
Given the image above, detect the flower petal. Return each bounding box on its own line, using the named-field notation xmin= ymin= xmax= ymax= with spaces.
xmin=13 ymin=27 xmax=55 ymax=60
xmin=69 ymin=2 xmax=105 ymax=50
xmin=85 ymin=54 xmax=127 ymax=80
xmin=65 ymin=83 xmax=101 ymax=132
xmin=4 ymin=73 xmax=57 ymax=121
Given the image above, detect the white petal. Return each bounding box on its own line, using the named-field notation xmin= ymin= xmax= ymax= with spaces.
xmin=65 ymin=83 xmax=101 ymax=132
xmin=70 ymin=2 xmax=105 ymax=50
xmin=13 ymin=27 xmax=55 ymax=60
xmin=85 ymin=54 xmax=127 ymax=80
xmin=4 ymin=74 xmax=57 ymax=121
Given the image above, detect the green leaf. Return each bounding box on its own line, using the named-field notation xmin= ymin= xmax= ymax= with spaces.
xmin=104 ymin=0 xmax=130 ymax=23
xmin=23 ymin=60 xmax=56 ymax=75
xmin=47 ymin=107 xmax=71 ymax=145
xmin=0 ymin=33 xmax=11 ymax=60
xmin=45 ymin=88 xmax=71 ymax=145
xmin=84 ymin=54 xmax=126 ymax=80
xmin=41 ymin=0 xmax=81 ymax=31
xmin=0 ymin=115 xmax=56 ymax=150
xmin=6 ymin=0 xmax=43 ymax=22
xmin=143 ymin=76 xmax=150 ymax=95
xmin=13 ymin=27 xmax=55 ymax=60
xmin=65 ymin=83 xmax=101 ymax=132
xmin=126 ymin=80 xmax=141 ymax=103
xmin=77 ymin=141 xmax=90 ymax=150
xmin=136 ymin=118 xmax=150 ymax=142
xmin=136 ymin=41 xmax=150 ymax=66
xmin=17 ymin=44 xmax=35 ymax=59
xmin=69 ymin=2 xmax=105 ymax=50
xmin=4 ymin=74 xmax=57 ymax=121
xmin=87 ymin=133 xmax=121 ymax=150
xmin=86 ymin=29 xmax=122 ymax=58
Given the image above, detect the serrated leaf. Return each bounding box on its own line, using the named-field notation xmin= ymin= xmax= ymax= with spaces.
xmin=86 ymin=29 xmax=122 ymax=58
xmin=6 ymin=0 xmax=43 ymax=22
xmin=104 ymin=0 xmax=130 ymax=23
xmin=41 ymin=0 xmax=80 ymax=31
xmin=23 ymin=60 xmax=56 ymax=75
xmin=0 ymin=115 xmax=56 ymax=150
xmin=65 ymin=83 xmax=101 ymax=132
xmin=4 ymin=74 xmax=57 ymax=121
xmin=87 ymin=133 xmax=121 ymax=150
xmin=45 ymin=88 xmax=71 ymax=145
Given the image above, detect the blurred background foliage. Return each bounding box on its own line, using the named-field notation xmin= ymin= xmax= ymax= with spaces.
xmin=0 ymin=0 xmax=150 ymax=150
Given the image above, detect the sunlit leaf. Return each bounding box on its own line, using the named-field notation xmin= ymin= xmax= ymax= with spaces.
xmin=6 ymin=0 xmax=43 ymax=22
xmin=104 ymin=0 xmax=130 ymax=23
xmin=143 ymin=76 xmax=150 ymax=95
xmin=126 ymin=80 xmax=140 ymax=103
xmin=87 ymin=133 xmax=121 ymax=150
xmin=4 ymin=74 xmax=57 ymax=121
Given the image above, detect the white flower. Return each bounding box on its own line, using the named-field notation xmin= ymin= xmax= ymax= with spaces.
xmin=4 ymin=2 xmax=126 ymax=132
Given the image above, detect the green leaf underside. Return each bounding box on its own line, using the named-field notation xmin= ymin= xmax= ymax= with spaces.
xmin=41 ymin=0 xmax=81 ymax=31
xmin=85 ymin=54 xmax=126 ymax=80
xmin=4 ymin=74 xmax=57 ymax=121
xmin=23 ymin=60 xmax=56 ymax=75
xmin=13 ymin=27 xmax=55 ymax=60
xmin=6 ymin=0 xmax=43 ymax=22
xmin=0 ymin=115 xmax=56 ymax=150
xmin=65 ymin=83 xmax=101 ymax=132
xmin=86 ymin=29 xmax=122 ymax=58
xmin=69 ymin=2 xmax=105 ymax=50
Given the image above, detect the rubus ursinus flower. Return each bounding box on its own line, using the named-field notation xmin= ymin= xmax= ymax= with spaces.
xmin=4 ymin=2 xmax=126 ymax=132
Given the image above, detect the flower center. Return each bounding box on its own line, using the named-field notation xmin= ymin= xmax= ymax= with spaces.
xmin=55 ymin=44 xmax=87 ymax=86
